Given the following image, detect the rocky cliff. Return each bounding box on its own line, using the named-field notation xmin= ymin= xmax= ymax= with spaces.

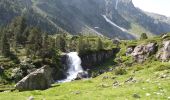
xmin=80 ymin=49 xmax=119 ymax=69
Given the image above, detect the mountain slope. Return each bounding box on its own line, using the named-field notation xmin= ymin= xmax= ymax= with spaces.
xmin=0 ymin=0 xmax=170 ymax=39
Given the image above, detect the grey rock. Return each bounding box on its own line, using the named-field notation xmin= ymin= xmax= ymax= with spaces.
xmin=113 ymin=81 xmax=120 ymax=87
xmin=102 ymin=76 xmax=109 ymax=80
xmin=131 ymin=43 xmax=157 ymax=63
xmin=15 ymin=65 xmax=54 ymax=91
xmin=126 ymin=47 xmax=134 ymax=56
xmin=156 ymin=41 xmax=170 ymax=61
xmin=125 ymin=77 xmax=133 ymax=83
xmin=27 ymin=96 xmax=34 ymax=100
xmin=75 ymin=71 xmax=88 ymax=80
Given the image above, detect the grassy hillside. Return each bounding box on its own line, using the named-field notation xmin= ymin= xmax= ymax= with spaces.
xmin=0 ymin=34 xmax=170 ymax=100
xmin=0 ymin=60 xmax=169 ymax=100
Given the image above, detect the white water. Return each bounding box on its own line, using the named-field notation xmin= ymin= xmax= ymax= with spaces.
xmin=115 ymin=0 xmax=119 ymax=9
xmin=102 ymin=15 xmax=127 ymax=32
xmin=102 ymin=15 xmax=138 ymax=39
xmin=58 ymin=52 xmax=84 ymax=83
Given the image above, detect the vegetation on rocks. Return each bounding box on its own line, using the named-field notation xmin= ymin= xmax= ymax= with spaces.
xmin=0 ymin=15 xmax=170 ymax=100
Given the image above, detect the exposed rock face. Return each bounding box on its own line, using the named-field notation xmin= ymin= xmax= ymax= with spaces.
xmin=15 ymin=65 xmax=54 ymax=91
xmin=156 ymin=41 xmax=170 ymax=61
xmin=131 ymin=43 xmax=157 ymax=63
xmin=80 ymin=49 xmax=119 ymax=69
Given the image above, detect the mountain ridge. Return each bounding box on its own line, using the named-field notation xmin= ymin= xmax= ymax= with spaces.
xmin=0 ymin=0 xmax=170 ymax=39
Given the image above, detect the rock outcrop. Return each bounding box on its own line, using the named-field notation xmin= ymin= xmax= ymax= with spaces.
xmin=15 ymin=65 xmax=54 ymax=91
xmin=156 ymin=41 xmax=170 ymax=61
xmin=80 ymin=49 xmax=119 ymax=69
xmin=131 ymin=43 xmax=157 ymax=63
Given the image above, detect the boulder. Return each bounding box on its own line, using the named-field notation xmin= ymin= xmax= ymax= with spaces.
xmin=156 ymin=41 xmax=170 ymax=61
xmin=15 ymin=65 xmax=54 ymax=91
xmin=75 ymin=71 xmax=88 ymax=80
xmin=131 ymin=43 xmax=157 ymax=63
xmin=126 ymin=46 xmax=134 ymax=56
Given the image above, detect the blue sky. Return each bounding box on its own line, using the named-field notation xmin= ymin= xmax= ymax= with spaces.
xmin=132 ymin=0 xmax=170 ymax=17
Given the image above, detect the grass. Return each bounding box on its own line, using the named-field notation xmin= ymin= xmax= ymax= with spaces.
xmin=0 ymin=35 xmax=170 ymax=100
xmin=0 ymin=60 xmax=169 ymax=100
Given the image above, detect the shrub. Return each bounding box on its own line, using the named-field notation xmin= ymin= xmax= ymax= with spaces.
xmin=155 ymin=64 xmax=170 ymax=71
xmin=114 ymin=67 xmax=127 ymax=75
xmin=134 ymin=66 xmax=144 ymax=71
xmin=140 ymin=33 xmax=148 ymax=40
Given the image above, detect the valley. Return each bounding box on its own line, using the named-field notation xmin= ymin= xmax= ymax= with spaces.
xmin=0 ymin=0 xmax=170 ymax=100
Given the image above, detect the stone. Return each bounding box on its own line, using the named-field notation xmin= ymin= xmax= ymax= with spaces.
xmin=133 ymin=93 xmax=141 ymax=98
xmin=73 ymin=91 xmax=81 ymax=95
xmin=126 ymin=46 xmax=134 ymax=56
xmin=131 ymin=43 xmax=157 ymax=63
xmin=102 ymin=76 xmax=109 ymax=80
xmin=27 ymin=96 xmax=34 ymax=100
xmin=75 ymin=71 xmax=88 ymax=80
xmin=15 ymin=65 xmax=54 ymax=91
xmin=125 ymin=77 xmax=133 ymax=83
xmin=156 ymin=41 xmax=170 ymax=61
xmin=101 ymin=84 xmax=109 ymax=88
xmin=113 ymin=81 xmax=120 ymax=87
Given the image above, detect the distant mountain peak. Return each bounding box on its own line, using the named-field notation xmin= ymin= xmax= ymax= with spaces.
xmin=0 ymin=0 xmax=170 ymax=39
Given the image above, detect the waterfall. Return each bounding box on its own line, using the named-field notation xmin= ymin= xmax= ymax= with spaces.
xmin=58 ymin=52 xmax=84 ymax=83
xmin=115 ymin=0 xmax=119 ymax=9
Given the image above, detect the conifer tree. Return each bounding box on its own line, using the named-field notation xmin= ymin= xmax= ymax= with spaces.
xmin=27 ymin=27 xmax=42 ymax=57
xmin=97 ymin=38 xmax=103 ymax=51
xmin=1 ymin=32 xmax=10 ymax=57
xmin=55 ymin=33 xmax=67 ymax=52
xmin=77 ymin=36 xmax=85 ymax=53
xmin=140 ymin=33 xmax=148 ymax=40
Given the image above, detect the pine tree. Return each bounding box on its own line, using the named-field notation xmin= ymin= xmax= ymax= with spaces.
xmin=140 ymin=33 xmax=148 ymax=40
xmin=77 ymin=36 xmax=85 ymax=53
xmin=97 ymin=38 xmax=103 ymax=51
xmin=1 ymin=32 xmax=10 ymax=57
xmin=27 ymin=27 xmax=42 ymax=57
xmin=42 ymin=33 xmax=49 ymax=48
xmin=10 ymin=16 xmax=27 ymax=48
xmin=55 ymin=33 xmax=67 ymax=52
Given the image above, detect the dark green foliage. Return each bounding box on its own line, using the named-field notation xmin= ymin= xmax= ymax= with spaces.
xmin=114 ymin=67 xmax=127 ymax=75
xmin=42 ymin=33 xmax=49 ymax=48
xmin=26 ymin=27 xmax=42 ymax=57
xmin=0 ymin=32 xmax=10 ymax=57
xmin=97 ymin=38 xmax=103 ymax=50
xmin=9 ymin=16 xmax=27 ymax=48
xmin=55 ymin=34 xmax=67 ymax=52
xmin=77 ymin=36 xmax=85 ymax=53
xmin=140 ymin=33 xmax=148 ymax=40
xmin=155 ymin=64 xmax=170 ymax=71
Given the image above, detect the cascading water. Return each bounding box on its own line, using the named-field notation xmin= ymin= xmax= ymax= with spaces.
xmin=115 ymin=0 xmax=119 ymax=9
xmin=58 ymin=52 xmax=84 ymax=83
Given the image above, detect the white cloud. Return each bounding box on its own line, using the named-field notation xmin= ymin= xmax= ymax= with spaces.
xmin=132 ymin=0 xmax=170 ymax=17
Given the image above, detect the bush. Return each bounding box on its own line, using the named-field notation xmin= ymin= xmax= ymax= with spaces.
xmin=134 ymin=66 xmax=144 ymax=71
xmin=140 ymin=33 xmax=148 ymax=40
xmin=114 ymin=67 xmax=127 ymax=75
xmin=155 ymin=64 xmax=170 ymax=71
